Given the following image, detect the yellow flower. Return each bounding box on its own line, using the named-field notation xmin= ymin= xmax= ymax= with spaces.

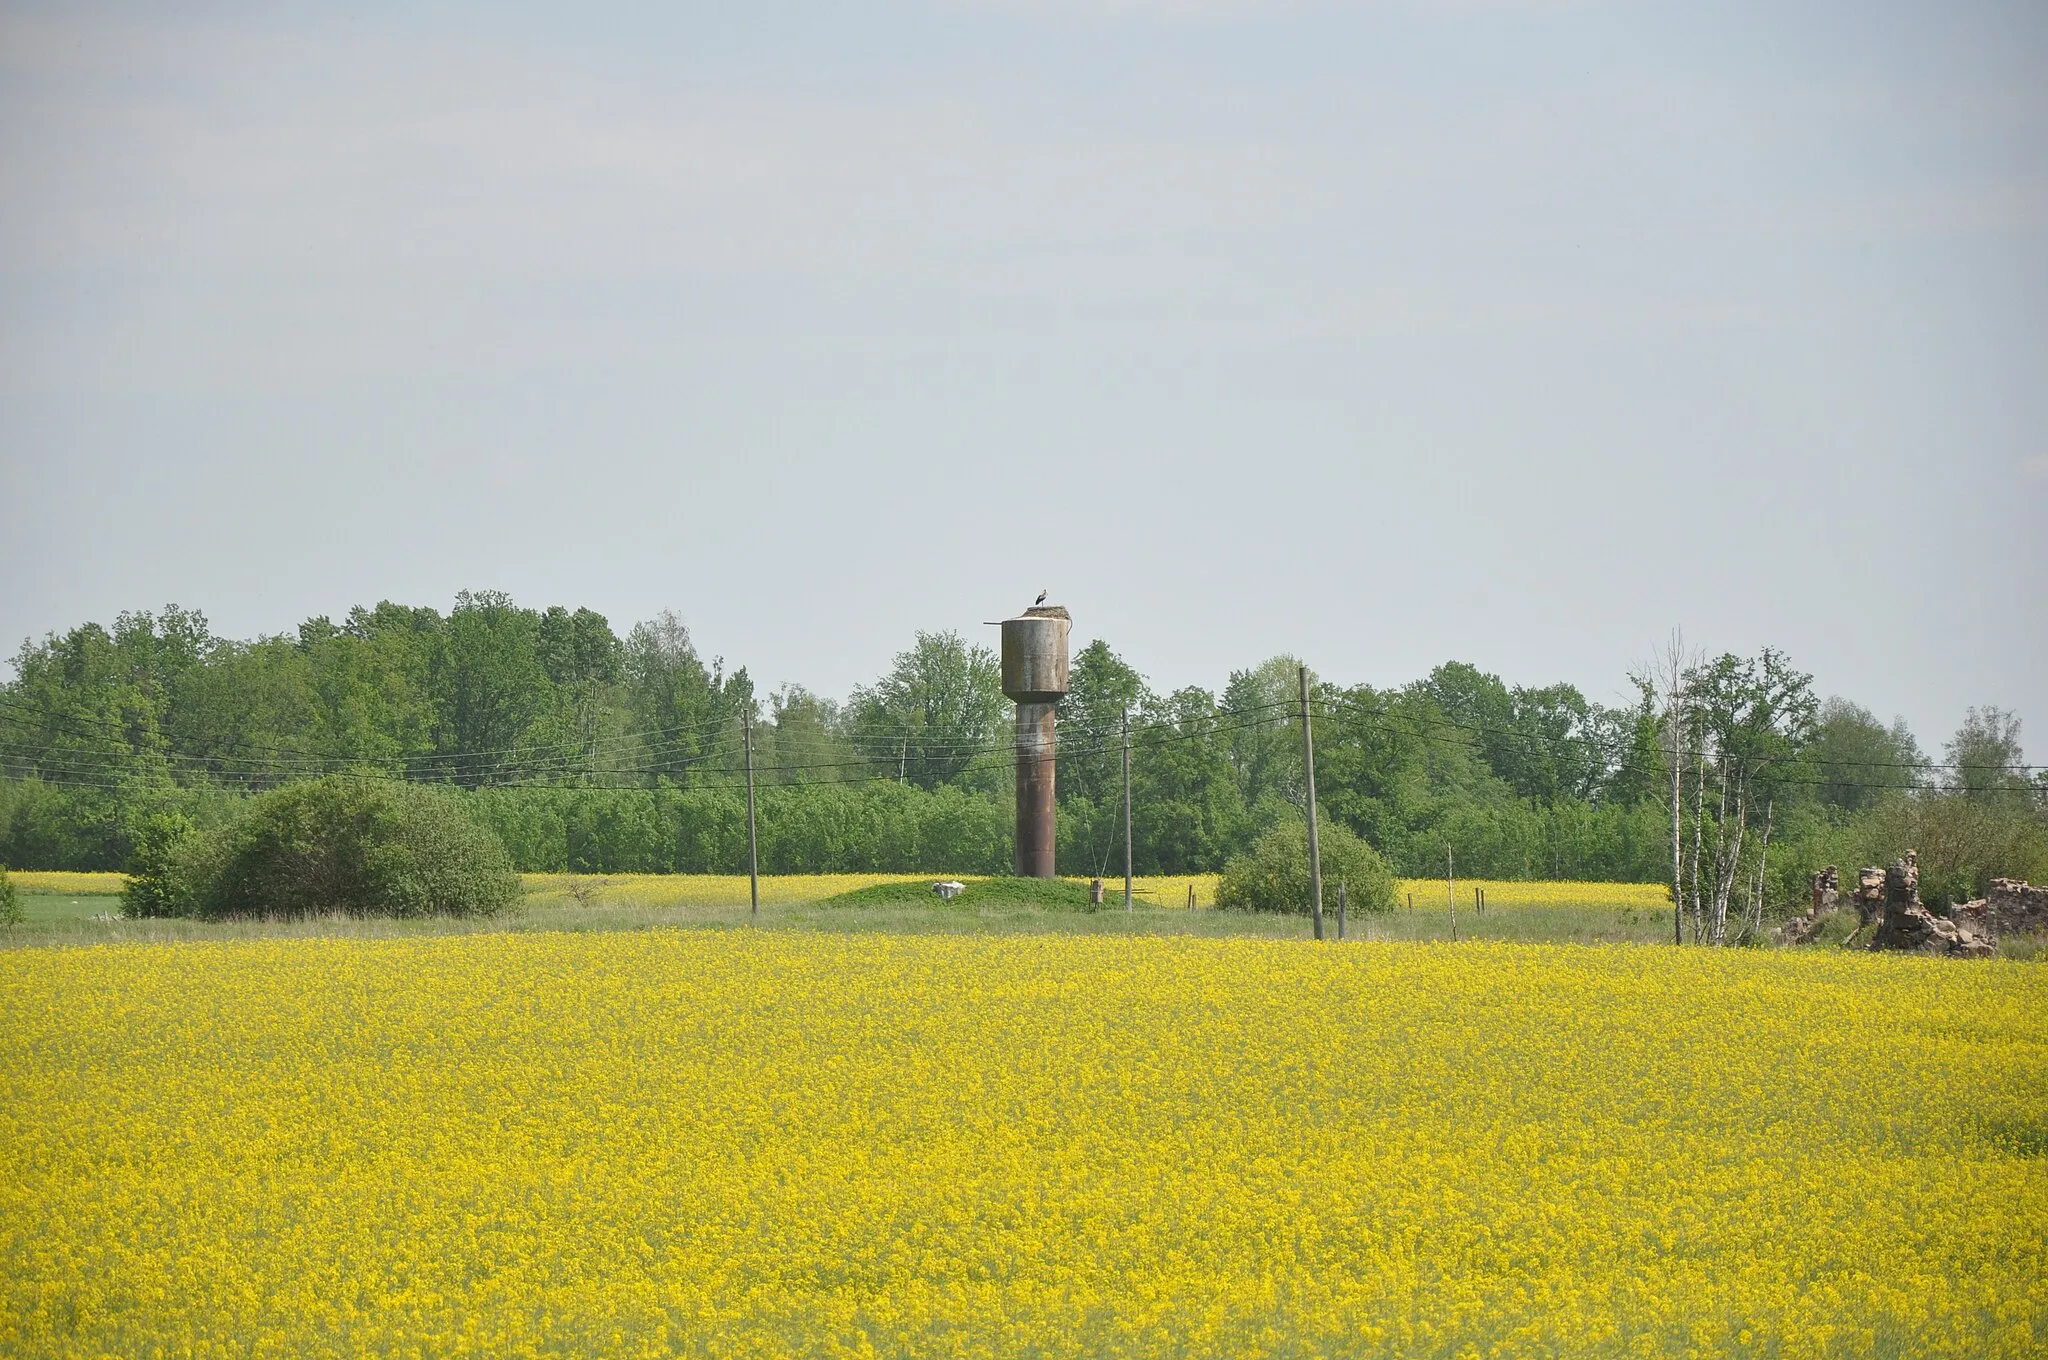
xmin=1 ymin=934 xmax=2040 ymax=1357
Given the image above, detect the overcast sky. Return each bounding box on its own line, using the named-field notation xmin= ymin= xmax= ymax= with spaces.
xmin=2 ymin=0 xmax=2043 ymax=748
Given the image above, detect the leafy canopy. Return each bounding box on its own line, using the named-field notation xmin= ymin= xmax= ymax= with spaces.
xmin=1216 ymin=815 xmax=1397 ymax=916
xmin=125 ymin=776 xmax=518 ymax=919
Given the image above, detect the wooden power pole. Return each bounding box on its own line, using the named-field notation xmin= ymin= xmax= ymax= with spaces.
xmin=1447 ymin=843 xmax=1456 ymax=942
xmin=1300 ymin=665 xmax=1324 ymax=941
xmin=744 ymin=713 xmax=759 ymax=923
xmin=1122 ymin=709 xmax=1133 ymax=912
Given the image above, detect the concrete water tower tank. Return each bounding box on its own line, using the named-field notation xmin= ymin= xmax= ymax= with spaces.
xmin=1000 ymin=604 xmax=1070 ymax=878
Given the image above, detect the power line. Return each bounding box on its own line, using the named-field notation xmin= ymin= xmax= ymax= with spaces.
xmin=1307 ymin=696 xmax=2028 ymax=796
xmin=2 ymin=675 xmax=2036 ymax=802
xmin=0 ymin=690 xmax=749 ymax=771
xmin=1312 ymin=691 xmax=2040 ymax=775
xmin=0 ymin=690 xmax=1304 ymax=783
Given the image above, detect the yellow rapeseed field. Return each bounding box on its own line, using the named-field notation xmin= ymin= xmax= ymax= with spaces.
xmin=3 ymin=933 xmax=2041 ymax=1357
xmin=3 ymin=870 xmax=125 ymax=896
xmin=519 ymin=872 xmax=1221 ymax=909
xmin=519 ymin=873 xmax=1668 ymax=912
xmin=520 ymin=871 xmax=950 ymax=907
xmin=9 ymin=870 xmax=1670 ymax=912
xmin=1393 ymin=879 xmax=1672 ymax=912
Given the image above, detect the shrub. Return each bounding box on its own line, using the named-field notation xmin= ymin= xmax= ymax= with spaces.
xmin=1216 ymin=816 xmax=1396 ymax=916
xmin=123 ymin=812 xmax=207 ymax=918
xmin=181 ymin=777 xmax=520 ymax=919
xmin=0 ymin=865 xmax=20 ymax=926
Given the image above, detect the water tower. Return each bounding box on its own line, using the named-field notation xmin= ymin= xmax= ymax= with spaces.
xmin=1000 ymin=602 xmax=1070 ymax=878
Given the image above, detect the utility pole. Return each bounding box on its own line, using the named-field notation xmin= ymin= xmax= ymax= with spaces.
xmin=1300 ymin=665 xmax=1324 ymax=941
xmin=1122 ymin=709 xmax=1133 ymax=912
xmin=744 ymin=713 xmax=759 ymax=923
xmin=1337 ymin=881 xmax=1347 ymax=941
xmin=1447 ymin=843 xmax=1456 ymax=942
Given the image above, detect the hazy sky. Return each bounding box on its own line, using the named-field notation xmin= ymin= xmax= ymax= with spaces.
xmin=3 ymin=0 xmax=2043 ymax=749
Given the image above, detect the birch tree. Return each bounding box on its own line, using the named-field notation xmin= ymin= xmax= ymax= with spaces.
xmin=1647 ymin=632 xmax=1699 ymax=947
xmin=1678 ymin=649 xmax=1817 ymax=945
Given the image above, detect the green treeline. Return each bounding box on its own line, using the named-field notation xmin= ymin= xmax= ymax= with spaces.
xmin=3 ymin=595 xmax=2043 ymax=907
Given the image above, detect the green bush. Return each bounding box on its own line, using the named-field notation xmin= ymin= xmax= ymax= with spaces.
xmin=0 ymin=865 xmax=21 ymax=926
xmin=1770 ymin=792 xmax=2048 ymax=914
xmin=123 ymin=811 xmax=206 ymax=918
xmin=1216 ymin=815 xmax=1397 ymax=916
xmin=140 ymin=777 xmax=520 ymax=920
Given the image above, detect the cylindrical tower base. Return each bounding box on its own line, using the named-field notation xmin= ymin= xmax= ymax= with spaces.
xmin=1015 ymin=701 xmax=1057 ymax=878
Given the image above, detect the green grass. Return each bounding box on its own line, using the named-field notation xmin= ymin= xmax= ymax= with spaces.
xmin=822 ymin=876 xmax=1099 ymax=911
xmin=9 ymin=893 xmax=117 ymax=925
xmin=1796 ymin=907 xmax=1868 ymax=949
xmin=3 ymin=885 xmax=1693 ymax=950
xmin=1998 ymin=931 xmax=2048 ymax=962
xmin=5 ymin=882 xmax=2020 ymax=957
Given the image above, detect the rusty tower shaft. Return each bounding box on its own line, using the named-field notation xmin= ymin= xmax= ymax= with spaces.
xmin=999 ymin=605 xmax=1071 ymax=879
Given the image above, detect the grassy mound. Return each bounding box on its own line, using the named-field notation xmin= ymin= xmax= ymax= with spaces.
xmin=961 ymin=878 xmax=1099 ymax=910
xmin=820 ymin=880 xmax=963 ymax=908
xmin=823 ymin=877 xmax=1099 ymax=911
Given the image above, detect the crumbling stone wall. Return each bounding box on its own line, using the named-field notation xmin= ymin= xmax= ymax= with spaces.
xmin=1775 ymin=866 xmax=1843 ymax=946
xmin=1884 ymin=851 xmax=1918 ymax=913
xmin=1866 ymin=851 xmax=1994 ymax=958
xmin=1954 ymin=878 xmax=2048 ymax=939
xmin=1853 ymin=867 xmax=1885 ymax=927
xmin=1778 ymin=855 xmax=2035 ymax=956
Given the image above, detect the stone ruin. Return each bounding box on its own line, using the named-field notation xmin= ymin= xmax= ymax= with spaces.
xmin=1955 ymin=878 xmax=2048 ymax=939
xmin=1776 ymin=851 xmax=2042 ymax=958
xmin=1811 ymin=865 xmax=1841 ymax=916
xmin=1853 ymin=866 xmax=1886 ymax=928
xmin=1861 ymin=851 xmax=1995 ymax=958
xmin=1774 ymin=866 xmax=1840 ymax=947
